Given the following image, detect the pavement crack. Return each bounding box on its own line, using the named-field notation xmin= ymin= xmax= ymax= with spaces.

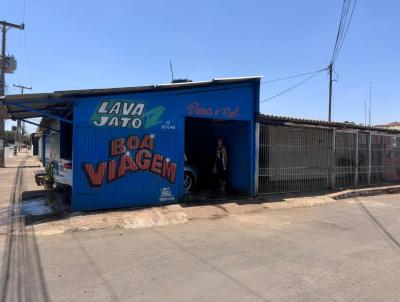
xmin=151 ymin=228 xmax=272 ymax=302
xmin=72 ymin=234 xmax=121 ymax=302
xmin=357 ymin=199 xmax=400 ymax=255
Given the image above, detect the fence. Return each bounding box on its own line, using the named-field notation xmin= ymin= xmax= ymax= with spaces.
xmin=257 ymin=123 xmax=400 ymax=194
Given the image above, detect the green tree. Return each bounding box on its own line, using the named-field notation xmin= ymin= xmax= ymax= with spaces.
xmin=4 ymin=131 xmax=15 ymax=145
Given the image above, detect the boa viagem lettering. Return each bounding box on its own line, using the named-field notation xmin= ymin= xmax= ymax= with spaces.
xmin=83 ymin=134 xmax=177 ymax=187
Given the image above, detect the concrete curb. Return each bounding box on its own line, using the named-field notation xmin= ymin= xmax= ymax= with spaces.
xmin=330 ymin=185 xmax=400 ymax=200
xmin=29 ymin=185 xmax=400 ymax=235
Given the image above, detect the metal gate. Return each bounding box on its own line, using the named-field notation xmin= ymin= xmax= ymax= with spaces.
xmin=370 ymin=134 xmax=400 ymax=184
xmin=334 ymin=131 xmax=357 ymax=188
xmin=258 ymin=124 xmax=400 ymax=194
xmin=258 ymin=124 xmax=332 ymax=193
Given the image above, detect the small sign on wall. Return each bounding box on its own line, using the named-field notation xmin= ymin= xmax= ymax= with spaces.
xmin=90 ymin=100 xmax=165 ymax=129
xmin=0 ymin=139 xmax=3 ymax=150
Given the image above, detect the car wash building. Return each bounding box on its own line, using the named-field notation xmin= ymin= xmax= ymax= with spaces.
xmin=2 ymin=77 xmax=261 ymax=210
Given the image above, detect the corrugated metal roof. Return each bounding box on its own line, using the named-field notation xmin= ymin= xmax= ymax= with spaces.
xmin=1 ymin=76 xmax=261 ymax=120
xmin=374 ymin=122 xmax=400 ymax=128
xmin=257 ymin=113 xmax=400 ymax=134
xmin=3 ymin=98 xmax=74 ymax=120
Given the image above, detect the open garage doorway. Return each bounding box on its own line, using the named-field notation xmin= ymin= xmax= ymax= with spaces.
xmin=184 ymin=117 xmax=251 ymax=199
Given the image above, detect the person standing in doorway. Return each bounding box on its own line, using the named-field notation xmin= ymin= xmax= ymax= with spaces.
xmin=215 ymin=137 xmax=228 ymax=193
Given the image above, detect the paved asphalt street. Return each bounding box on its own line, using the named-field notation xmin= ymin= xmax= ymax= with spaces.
xmin=1 ymin=193 xmax=400 ymax=301
xmin=1 ymin=151 xmax=400 ymax=301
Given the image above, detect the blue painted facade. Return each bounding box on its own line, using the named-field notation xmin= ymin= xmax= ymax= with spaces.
xmin=71 ymin=79 xmax=260 ymax=210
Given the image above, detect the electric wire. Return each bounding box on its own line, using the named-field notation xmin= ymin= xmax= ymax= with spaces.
xmin=333 ymin=0 xmax=357 ymax=64
xmin=332 ymin=2 xmax=351 ymax=62
xmin=22 ymin=0 xmax=26 ymax=23
xmin=260 ymin=1 xmax=357 ymax=105
xmin=260 ymin=68 xmax=327 ymax=84
xmin=22 ymin=30 xmax=32 ymax=88
xmin=21 ymin=0 xmax=31 ymax=87
xmin=260 ymin=69 xmax=325 ymax=103
xmin=7 ymin=0 xmax=26 ymax=55
xmin=331 ymin=0 xmax=350 ymax=63
xmin=10 ymin=32 xmax=23 ymax=54
xmin=330 ymin=0 xmax=357 ymax=65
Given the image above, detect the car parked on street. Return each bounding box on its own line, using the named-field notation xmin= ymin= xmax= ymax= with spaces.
xmin=184 ymin=163 xmax=199 ymax=192
xmin=54 ymin=158 xmax=73 ymax=189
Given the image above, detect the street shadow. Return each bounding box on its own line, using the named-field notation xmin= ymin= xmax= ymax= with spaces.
xmin=0 ymin=161 xmax=50 ymax=302
xmin=179 ymin=189 xmax=337 ymax=208
xmin=4 ymin=165 xmax=42 ymax=169
xmin=181 ymin=190 xmax=260 ymax=207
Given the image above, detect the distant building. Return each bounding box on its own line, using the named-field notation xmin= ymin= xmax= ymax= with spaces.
xmin=375 ymin=122 xmax=400 ymax=130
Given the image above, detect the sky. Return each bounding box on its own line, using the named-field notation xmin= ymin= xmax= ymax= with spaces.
xmin=2 ymin=0 xmax=399 ymax=133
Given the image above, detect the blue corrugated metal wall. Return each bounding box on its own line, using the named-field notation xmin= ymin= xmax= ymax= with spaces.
xmin=72 ymin=80 xmax=259 ymax=210
xmin=73 ymin=125 xmax=182 ymax=210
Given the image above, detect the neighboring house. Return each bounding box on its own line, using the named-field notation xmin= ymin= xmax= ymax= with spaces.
xmin=36 ymin=118 xmax=61 ymax=165
xmin=375 ymin=122 xmax=400 ymax=131
xmin=374 ymin=122 xmax=400 ymax=183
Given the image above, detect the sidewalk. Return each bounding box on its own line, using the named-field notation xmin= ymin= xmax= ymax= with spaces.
xmin=1 ymin=150 xmax=400 ymax=236
xmin=0 ymin=149 xmax=42 ymax=231
xmin=31 ymin=184 xmax=400 ymax=236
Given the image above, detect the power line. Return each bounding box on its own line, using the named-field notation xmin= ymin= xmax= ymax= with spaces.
xmin=22 ymin=30 xmax=32 ymax=87
xmin=8 ymin=0 xmax=26 ymax=54
xmin=330 ymin=0 xmax=357 ymax=65
xmin=260 ymin=69 xmax=325 ymax=103
xmin=333 ymin=0 xmax=357 ymax=64
xmin=22 ymin=0 xmax=26 ymax=23
xmin=260 ymin=68 xmax=327 ymax=85
xmin=331 ymin=0 xmax=350 ymax=63
xmin=328 ymin=0 xmax=357 ymax=122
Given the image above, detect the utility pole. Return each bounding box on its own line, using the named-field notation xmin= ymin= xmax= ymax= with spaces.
xmin=169 ymin=60 xmax=174 ymax=82
xmin=13 ymin=84 xmax=31 ymax=151
xmin=328 ymin=64 xmax=333 ymax=122
xmin=363 ymin=101 xmax=367 ymax=126
xmin=369 ymin=82 xmax=374 ymax=126
xmin=0 ymin=20 xmax=25 ymax=167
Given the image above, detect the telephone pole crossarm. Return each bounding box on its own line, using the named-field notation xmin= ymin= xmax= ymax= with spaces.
xmin=0 ymin=21 xmax=24 ymax=30
xmin=13 ymin=84 xmax=32 ymax=95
